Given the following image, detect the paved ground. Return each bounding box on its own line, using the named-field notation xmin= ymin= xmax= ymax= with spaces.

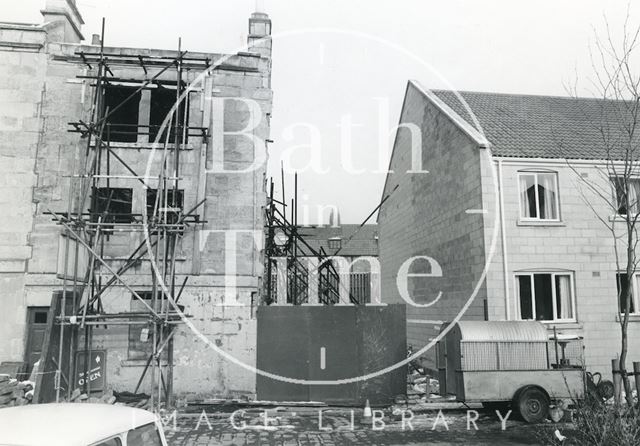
xmin=163 ymin=407 xmax=566 ymax=445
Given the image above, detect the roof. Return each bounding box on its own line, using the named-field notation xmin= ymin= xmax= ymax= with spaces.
xmin=296 ymin=224 xmax=378 ymax=257
xmin=0 ymin=403 xmax=159 ymax=446
xmin=444 ymin=321 xmax=548 ymax=342
xmin=425 ymin=85 xmax=640 ymax=160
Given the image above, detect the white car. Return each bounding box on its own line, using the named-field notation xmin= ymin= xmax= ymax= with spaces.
xmin=0 ymin=403 xmax=168 ymax=446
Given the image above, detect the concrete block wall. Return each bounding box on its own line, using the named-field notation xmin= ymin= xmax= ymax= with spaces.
xmin=484 ymin=159 xmax=640 ymax=375
xmin=378 ymin=82 xmax=487 ymax=368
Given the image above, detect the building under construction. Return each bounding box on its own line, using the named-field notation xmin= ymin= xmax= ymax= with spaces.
xmin=0 ymin=0 xmax=273 ymax=405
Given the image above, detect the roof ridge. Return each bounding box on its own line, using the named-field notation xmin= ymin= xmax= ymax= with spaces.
xmin=431 ymin=88 xmax=627 ymax=103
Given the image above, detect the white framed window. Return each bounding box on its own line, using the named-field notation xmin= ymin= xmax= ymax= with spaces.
xmin=615 ymin=273 xmax=640 ymax=314
xmin=612 ymin=177 xmax=640 ymax=215
xmin=518 ymin=172 xmax=560 ymax=221
xmin=515 ymin=272 xmax=575 ymax=322
xmin=328 ymin=238 xmax=341 ymax=250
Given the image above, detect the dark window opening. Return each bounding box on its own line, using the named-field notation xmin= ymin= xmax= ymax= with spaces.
xmin=328 ymin=238 xmax=341 ymax=250
xmin=34 ymin=311 xmax=48 ymax=324
xmin=104 ymin=86 xmax=141 ymax=143
xmin=519 ymin=172 xmax=559 ymax=220
xmin=517 ymin=273 xmax=573 ymax=321
xmin=148 ymin=87 xmax=188 ymax=144
xmin=146 ymin=189 xmax=184 ymax=224
xmin=533 ymin=274 xmax=554 ymax=321
xmin=517 ymin=275 xmax=534 ymax=320
xmin=91 ymin=187 xmax=133 ymax=224
xmin=613 ymin=178 xmax=640 ymax=215
xmin=616 ymin=273 xmax=636 ymax=313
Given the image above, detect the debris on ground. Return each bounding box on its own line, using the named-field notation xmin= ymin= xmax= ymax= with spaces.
xmin=0 ymin=374 xmax=35 ymax=408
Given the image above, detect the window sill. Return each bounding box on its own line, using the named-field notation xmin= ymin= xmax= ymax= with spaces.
xmin=608 ymin=215 xmax=638 ymax=222
xmin=91 ymin=142 xmax=197 ymax=151
xmin=615 ymin=314 xmax=640 ymax=322
xmin=516 ymin=219 xmax=565 ymax=227
xmin=540 ymin=321 xmax=583 ymax=330
xmin=121 ymin=359 xmax=168 ymax=367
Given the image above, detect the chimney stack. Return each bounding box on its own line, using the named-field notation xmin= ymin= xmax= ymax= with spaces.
xmin=247 ymin=12 xmax=272 ymax=58
xmin=41 ymin=0 xmax=84 ymax=43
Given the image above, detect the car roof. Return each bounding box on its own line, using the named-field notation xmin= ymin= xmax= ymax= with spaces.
xmin=0 ymin=403 xmax=158 ymax=446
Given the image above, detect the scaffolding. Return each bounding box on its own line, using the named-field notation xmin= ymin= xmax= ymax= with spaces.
xmin=263 ymin=168 xmax=398 ymax=306
xmin=46 ymin=21 xmax=207 ymax=410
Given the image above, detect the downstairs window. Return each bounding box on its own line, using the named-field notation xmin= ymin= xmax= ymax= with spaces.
xmin=515 ymin=272 xmax=575 ymax=322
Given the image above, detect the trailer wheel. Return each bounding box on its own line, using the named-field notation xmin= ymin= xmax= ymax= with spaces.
xmin=513 ymin=386 xmax=550 ymax=423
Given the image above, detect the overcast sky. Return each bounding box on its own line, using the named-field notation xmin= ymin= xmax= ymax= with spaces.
xmin=5 ymin=1 xmax=636 ymax=223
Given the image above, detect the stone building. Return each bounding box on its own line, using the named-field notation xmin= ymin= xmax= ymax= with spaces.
xmin=378 ymin=80 xmax=640 ymax=376
xmin=0 ymin=0 xmax=273 ymax=400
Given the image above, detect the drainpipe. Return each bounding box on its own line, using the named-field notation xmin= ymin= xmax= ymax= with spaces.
xmin=497 ymin=159 xmax=510 ymax=320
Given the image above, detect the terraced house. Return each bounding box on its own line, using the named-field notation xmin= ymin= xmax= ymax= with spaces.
xmin=379 ymin=80 xmax=640 ymax=377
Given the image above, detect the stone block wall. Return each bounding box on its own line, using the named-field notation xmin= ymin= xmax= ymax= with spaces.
xmin=0 ymin=12 xmax=273 ymax=399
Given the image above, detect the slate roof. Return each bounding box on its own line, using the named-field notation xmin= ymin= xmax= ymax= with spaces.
xmin=296 ymin=224 xmax=378 ymax=257
xmin=430 ymin=88 xmax=640 ymax=160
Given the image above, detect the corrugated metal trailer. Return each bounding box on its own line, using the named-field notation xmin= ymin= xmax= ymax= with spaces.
xmin=437 ymin=321 xmax=584 ymax=423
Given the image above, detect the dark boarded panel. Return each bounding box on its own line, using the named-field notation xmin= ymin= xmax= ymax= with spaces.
xmin=256 ymin=306 xmax=310 ymax=401
xmin=256 ymin=304 xmax=406 ymax=405
xmin=308 ymin=306 xmax=358 ymax=404
xmin=34 ymin=292 xmax=75 ymax=403
xmin=356 ymin=305 xmax=407 ymax=405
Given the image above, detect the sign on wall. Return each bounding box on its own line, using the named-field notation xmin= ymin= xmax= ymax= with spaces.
xmin=74 ymin=350 xmax=106 ymax=393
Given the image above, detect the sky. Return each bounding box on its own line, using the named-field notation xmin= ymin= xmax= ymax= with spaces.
xmin=4 ymin=1 xmax=637 ymax=223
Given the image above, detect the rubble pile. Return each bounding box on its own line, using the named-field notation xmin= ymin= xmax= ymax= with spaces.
xmin=390 ymin=371 xmax=457 ymax=413
xmin=63 ymin=389 xmax=151 ymax=409
xmin=0 ymin=375 xmax=34 ymax=408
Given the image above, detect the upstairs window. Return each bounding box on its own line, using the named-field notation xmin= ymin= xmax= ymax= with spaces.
xmin=518 ymin=172 xmax=559 ymax=220
xmin=612 ymin=177 xmax=640 ymax=215
xmin=515 ymin=272 xmax=575 ymax=322
xmin=91 ymin=187 xmax=133 ymax=224
xmin=328 ymin=238 xmax=341 ymax=250
xmin=148 ymin=87 xmax=188 ymax=144
xmin=103 ymin=86 xmax=141 ymax=143
xmin=615 ymin=273 xmax=640 ymax=314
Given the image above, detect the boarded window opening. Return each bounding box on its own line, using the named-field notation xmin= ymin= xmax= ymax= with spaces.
xmin=104 ymin=86 xmax=141 ymax=143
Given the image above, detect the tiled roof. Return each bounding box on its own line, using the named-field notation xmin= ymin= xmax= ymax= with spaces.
xmin=430 ymin=88 xmax=640 ymax=160
xmin=296 ymin=224 xmax=378 ymax=257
